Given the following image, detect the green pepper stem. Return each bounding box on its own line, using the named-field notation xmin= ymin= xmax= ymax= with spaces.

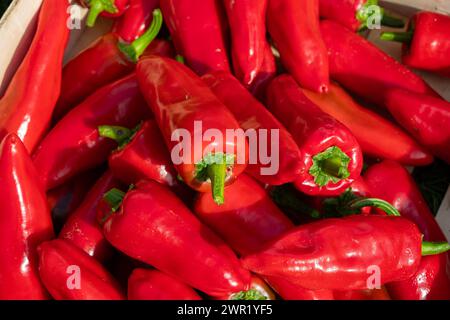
xmin=103 ymin=188 xmax=126 ymax=212
xmin=422 ymin=241 xmax=450 ymax=256
xmin=118 ymin=9 xmax=163 ymax=62
xmin=380 ymin=31 xmax=413 ymax=43
xmin=86 ymin=0 xmax=117 ymax=28
xmin=309 ymin=146 xmax=351 ymax=187
xmin=98 ymin=125 xmax=133 ymax=148
xmin=381 ymin=13 xmax=405 ymax=28
xmin=207 ymin=162 xmax=227 ymax=206
xmin=230 ymin=289 xmax=267 ymax=301
xmin=175 ymin=55 xmax=185 ymax=64
xmin=348 ymin=198 xmax=401 ymax=217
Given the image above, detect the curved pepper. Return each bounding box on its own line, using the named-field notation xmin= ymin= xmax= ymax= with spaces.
xmin=302 ymin=83 xmax=433 ymax=166
xmin=0 ymin=0 xmax=69 ymax=152
xmin=137 ymin=56 xmax=247 ymax=205
xmin=0 ymin=134 xmax=53 ymax=300
xmin=53 ymin=9 xmax=165 ymax=120
xmin=249 ymin=44 xmax=277 ymax=100
xmin=102 ymin=180 xmax=252 ymax=298
xmin=266 ymin=75 xmax=363 ymax=196
xmin=320 ymin=19 xmax=440 ymax=108
xmin=267 ymin=0 xmax=329 ymax=92
xmin=160 ymin=0 xmax=231 ymax=75
xmin=224 ymin=0 xmax=268 ymax=87
xmin=33 ymin=74 xmax=150 ymax=191
xmin=79 ymin=0 xmax=130 ymax=27
xmin=381 ymin=11 xmax=450 ymax=78
xmin=202 ymin=71 xmax=303 ymax=186
xmin=38 ymin=239 xmax=125 ymax=300
xmin=128 ymin=269 xmax=202 ymax=300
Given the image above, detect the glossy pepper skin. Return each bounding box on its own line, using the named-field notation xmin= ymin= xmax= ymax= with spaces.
xmin=0 ymin=134 xmax=53 ymax=300
xmin=59 ymin=171 xmax=120 ymax=262
xmin=224 ymin=0 xmax=268 ymax=87
xmin=161 ymin=0 xmax=231 ymax=75
xmin=33 ymin=74 xmax=150 ymax=191
xmin=102 ymin=180 xmax=252 ymax=298
xmin=38 ymin=239 xmax=125 ymax=300
xmin=202 ymin=71 xmax=303 ymax=186
xmin=137 ymin=56 xmax=247 ymax=205
xmin=249 ymin=44 xmax=277 ymax=99
xmin=79 ymin=0 xmax=129 ymax=27
xmin=112 ymin=0 xmax=160 ymax=42
xmin=364 ymin=161 xmax=450 ymax=300
xmin=320 ymin=20 xmax=439 ymax=108
xmin=302 ymin=83 xmax=433 ymax=166
xmin=266 ymin=75 xmax=363 ymax=196
xmin=384 ymin=89 xmax=450 ymax=165
xmin=0 ymin=0 xmax=69 ymax=152
xmin=242 ymin=215 xmax=423 ymax=290
xmin=128 ymin=269 xmax=202 ymax=300
xmin=267 ymin=0 xmax=329 ymax=93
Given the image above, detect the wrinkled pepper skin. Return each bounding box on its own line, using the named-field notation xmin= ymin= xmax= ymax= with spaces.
xmin=242 ymin=215 xmax=423 ymax=290
xmin=266 ymin=75 xmax=363 ymax=196
xmin=128 ymin=269 xmax=202 ymax=300
xmin=224 ymin=0 xmax=268 ymax=87
xmin=303 ymin=83 xmax=433 ymax=166
xmin=384 ymin=89 xmax=450 ymax=165
xmin=33 ymin=74 xmax=149 ymax=191
xmin=103 ymin=180 xmax=251 ymax=297
xmin=112 ymin=0 xmax=160 ymax=42
xmin=59 ymin=171 xmax=120 ymax=262
xmin=38 ymin=239 xmax=125 ymax=300
xmin=161 ymin=0 xmax=230 ymax=75
xmin=320 ymin=20 xmax=439 ymax=108
xmin=0 ymin=134 xmax=53 ymax=300
xmin=202 ymin=72 xmax=303 ymax=186
xmin=267 ymin=0 xmax=329 ymax=93
xmin=319 ymin=0 xmax=367 ymax=31
xmin=0 ymin=0 xmax=69 ymax=152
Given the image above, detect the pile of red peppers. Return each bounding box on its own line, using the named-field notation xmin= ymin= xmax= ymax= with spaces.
xmin=0 ymin=0 xmax=449 ymax=301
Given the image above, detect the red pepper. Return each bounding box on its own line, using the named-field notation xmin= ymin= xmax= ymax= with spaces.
xmin=319 ymin=0 xmax=405 ymax=31
xmin=160 ymin=0 xmax=231 ymax=75
xmin=266 ymin=75 xmax=363 ymax=196
xmin=38 ymin=239 xmax=125 ymax=300
xmin=202 ymin=71 xmax=303 ymax=186
xmin=249 ymin=44 xmax=277 ymax=100
xmin=267 ymin=0 xmax=329 ymax=93
xmin=302 ymin=83 xmax=433 ymax=166
xmin=128 ymin=269 xmax=202 ymax=300
xmin=33 ymin=74 xmax=150 ymax=191
xmin=137 ymin=56 xmax=247 ymax=205
xmin=223 ymin=0 xmax=268 ymax=87
xmin=334 ymin=287 xmax=390 ymax=300
xmin=79 ymin=0 xmax=130 ymax=27
xmin=0 ymin=134 xmax=53 ymax=300
xmin=59 ymin=171 xmax=121 ymax=262
xmin=384 ymin=89 xmax=450 ymax=165
xmin=53 ymin=9 xmax=164 ymax=120
xmin=320 ymin=20 xmax=440 ymax=108
xmin=112 ymin=0 xmax=160 ymax=42
xmin=364 ymin=160 xmax=450 ymax=300
xmin=242 ymin=215 xmax=449 ymax=290
xmin=381 ymin=11 xmax=450 ymax=78
xmin=102 ymin=180 xmax=252 ymax=298
xmin=0 ymin=0 xmax=69 ymax=152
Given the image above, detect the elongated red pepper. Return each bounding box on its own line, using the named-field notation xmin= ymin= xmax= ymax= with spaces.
xmin=364 ymin=160 xmax=450 ymax=300
xmin=128 ymin=269 xmax=202 ymax=300
xmin=33 ymin=74 xmax=150 ymax=191
xmin=102 ymin=180 xmax=252 ymax=298
xmin=137 ymin=56 xmax=247 ymax=205
xmin=79 ymin=0 xmax=130 ymax=27
xmin=0 ymin=134 xmax=53 ymax=300
xmin=249 ymin=44 xmax=277 ymax=100
xmin=384 ymin=89 xmax=450 ymax=165
xmin=242 ymin=215 xmax=450 ymax=290
xmin=267 ymin=0 xmax=329 ymax=92
xmin=320 ymin=20 xmax=439 ymax=108
xmin=302 ymin=83 xmax=433 ymax=166
xmin=59 ymin=171 xmax=121 ymax=262
xmin=223 ymin=0 xmax=267 ymax=87
xmin=381 ymin=12 xmax=450 ymax=77
xmin=267 ymin=75 xmax=363 ymax=196
xmin=160 ymin=0 xmax=231 ymax=75
xmin=334 ymin=287 xmax=390 ymax=300
xmin=112 ymin=0 xmax=159 ymax=42
xmin=202 ymin=71 xmax=302 ymax=186
xmin=38 ymin=239 xmax=125 ymax=300
xmin=53 ymin=9 xmax=164 ymax=120
xmin=0 ymin=0 xmax=69 ymax=152
xmin=319 ymin=0 xmax=405 ymax=31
